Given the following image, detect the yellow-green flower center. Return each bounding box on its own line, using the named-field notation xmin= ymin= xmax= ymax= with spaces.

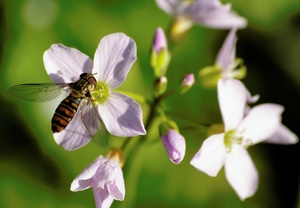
xmin=224 ymin=129 xmax=252 ymax=152
xmin=91 ymin=82 xmax=110 ymax=104
xmin=224 ymin=129 xmax=243 ymax=152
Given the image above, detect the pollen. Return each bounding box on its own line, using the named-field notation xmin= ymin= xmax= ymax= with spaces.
xmin=91 ymin=82 xmax=110 ymax=104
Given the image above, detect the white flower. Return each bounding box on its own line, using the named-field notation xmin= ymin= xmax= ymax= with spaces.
xmin=43 ymin=33 xmax=146 ymax=150
xmin=190 ymin=79 xmax=298 ymax=200
xmin=71 ymin=149 xmax=125 ymax=208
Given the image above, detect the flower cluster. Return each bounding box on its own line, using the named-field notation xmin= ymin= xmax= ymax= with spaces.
xmin=9 ymin=0 xmax=298 ymax=207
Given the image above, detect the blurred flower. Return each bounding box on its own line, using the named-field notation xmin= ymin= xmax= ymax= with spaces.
xmin=190 ymin=79 xmax=298 ymax=200
xmin=161 ymin=129 xmax=186 ymax=164
xmin=154 ymin=76 xmax=168 ymax=97
xmin=179 ymin=73 xmax=195 ymax=94
xmin=151 ymin=27 xmax=171 ymax=77
xmin=71 ymin=148 xmax=125 ymax=208
xmin=43 ymin=33 xmax=146 ymax=150
xmin=199 ymin=28 xmax=246 ymax=88
xmin=156 ymin=0 xmax=247 ymax=42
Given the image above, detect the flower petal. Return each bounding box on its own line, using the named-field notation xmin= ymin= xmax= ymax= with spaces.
xmin=106 ymin=166 xmax=125 ymax=200
xmin=218 ymin=79 xmax=248 ymax=131
xmin=93 ymin=33 xmax=137 ymax=89
xmin=155 ymin=0 xmax=180 ymax=16
xmin=93 ymin=187 xmax=114 ymax=208
xmin=98 ymin=92 xmax=146 ymax=137
xmin=161 ymin=130 xmax=186 ymax=164
xmin=240 ymin=104 xmax=284 ymax=144
xmin=53 ymin=102 xmax=94 ymax=150
xmin=187 ymin=1 xmax=247 ymax=29
xmin=225 ymin=144 xmax=258 ymax=200
xmin=264 ymin=124 xmax=298 ymax=145
xmin=190 ymin=133 xmax=227 ymax=177
xmin=43 ymin=44 xmax=93 ymax=84
xmin=216 ymin=28 xmax=237 ymax=73
xmin=70 ymin=156 xmax=104 ymax=191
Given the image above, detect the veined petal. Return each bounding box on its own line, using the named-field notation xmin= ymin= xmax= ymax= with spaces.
xmin=53 ymin=103 xmax=95 ymax=150
xmin=93 ymin=33 xmax=136 ymax=89
xmin=98 ymin=92 xmax=146 ymax=137
xmin=43 ymin=44 xmax=93 ymax=84
xmin=218 ymin=79 xmax=248 ymax=131
xmin=70 ymin=156 xmax=104 ymax=191
xmin=264 ymin=124 xmax=298 ymax=145
xmin=93 ymin=160 xmax=116 ymax=189
xmin=240 ymin=104 xmax=284 ymax=145
xmin=216 ymin=28 xmax=237 ymax=73
xmin=93 ymin=187 xmax=114 ymax=208
xmin=155 ymin=0 xmax=181 ymax=16
xmin=190 ymin=133 xmax=227 ymax=177
xmin=225 ymin=144 xmax=258 ymax=200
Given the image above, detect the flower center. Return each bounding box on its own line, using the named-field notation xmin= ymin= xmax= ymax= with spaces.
xmin=91 ymin=82 xmax=110 ymax=104
xmin=224 ymin=129 xmax=252 ymax=152
xmin=224 ymin=129 xmax=243 ymax=152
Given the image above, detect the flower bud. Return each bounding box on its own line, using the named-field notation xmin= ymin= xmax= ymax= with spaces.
xmin=161 ymin=129 xmax=186 ymax=164
xmin=154 ymin=76 xmax=167 ymax=97
xmin=151 ymin=27 xmax=170 ymax=77
xmin=179 ymin=73 xmax=195 ymax=94
xmin=159 ymin=121 xmax=185 ymax=164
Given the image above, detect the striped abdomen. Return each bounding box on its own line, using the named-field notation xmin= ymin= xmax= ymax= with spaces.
xmin=51 ymin=96 xmax=81 ymax=133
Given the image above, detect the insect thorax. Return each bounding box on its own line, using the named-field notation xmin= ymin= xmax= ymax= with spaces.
xmin=70 ymin=73 xmax=97 ymax=98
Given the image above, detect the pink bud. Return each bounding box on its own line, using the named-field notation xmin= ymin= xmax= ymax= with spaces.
xmin=181 ymin=73 xmax=195 ymax=87
xmin=161 ymin=130 xmax=186 ymax=164
xmin=152 ymin=27 xmax=168 ymax=54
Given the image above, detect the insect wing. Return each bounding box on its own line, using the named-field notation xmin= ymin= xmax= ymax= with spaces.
xmin=9 ymin=83 xmax=64 ymax=102
xmin=81 ymin=100 xmax=108 ymax=147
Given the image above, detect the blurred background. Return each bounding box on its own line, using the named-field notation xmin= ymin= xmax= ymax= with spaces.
xmin=0 ymin=0 xmax=299 ymax=207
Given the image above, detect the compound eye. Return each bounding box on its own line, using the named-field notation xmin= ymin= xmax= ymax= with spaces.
xmin=80 ymin=73 xmax=87 ymax=78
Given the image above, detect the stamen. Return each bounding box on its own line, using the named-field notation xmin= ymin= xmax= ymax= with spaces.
xmin=91 ymin=82 xmax=110 ymax=104
xmin=224 ymin=129 xmax=244 ymax=152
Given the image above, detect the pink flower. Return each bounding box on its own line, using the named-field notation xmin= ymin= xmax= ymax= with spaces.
xmin=71 ymin=149 xmax=125 ymax=208
xmin=43 ymin=33 xmax=146 ymax=150
xmin=156 ymin=0 xmax=247 ymax=29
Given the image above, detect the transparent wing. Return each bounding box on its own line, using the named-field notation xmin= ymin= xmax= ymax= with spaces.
xmin=8 ymin=83 xmax=67 ymax=102
xmin=81 ymin=100 xmax=108 ymax=147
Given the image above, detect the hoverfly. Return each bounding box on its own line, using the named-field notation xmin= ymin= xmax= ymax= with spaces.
xmin=9 ymin=73 xmax=107 ymax=149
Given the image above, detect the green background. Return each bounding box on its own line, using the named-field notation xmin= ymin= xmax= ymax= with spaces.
xmin=0 ymin=0 xmax=299 ymax=207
